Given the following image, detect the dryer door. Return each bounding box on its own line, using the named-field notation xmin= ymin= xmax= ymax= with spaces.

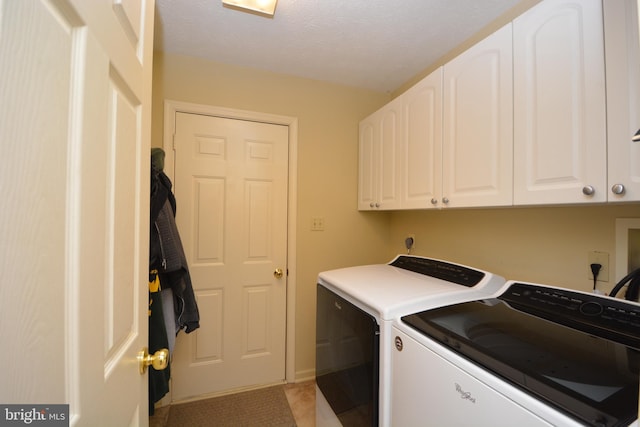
xmin=316 ymin=284 xmax=379 ymax=426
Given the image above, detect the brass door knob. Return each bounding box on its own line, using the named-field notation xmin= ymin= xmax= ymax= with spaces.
xmin=274 ymin=268 xmax=284 ymax=279
xmin=138 ymin=347 xmax=169 ymax=374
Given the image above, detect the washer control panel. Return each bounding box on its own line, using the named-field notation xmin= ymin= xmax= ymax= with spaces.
xmin=501 ymin=283 xmax=640 ymax=349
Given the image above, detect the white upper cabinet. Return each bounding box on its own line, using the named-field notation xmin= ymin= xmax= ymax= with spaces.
xmin=358 ymin=96 xmax=402 ymax=210
xmin=604 ymin=0 xmax=640 ymax=202
xmin=359 ymin=25 xmax=513 ymax=211
xmin=442 ymin=24 xmax=514 ymax=208
xmin=358 ymin=0 xmax=639 ymax=210
xmin=513 ymin=0 xmax=607 ymax=205
xmin=401 ymin=67 xmax=443 ymax=209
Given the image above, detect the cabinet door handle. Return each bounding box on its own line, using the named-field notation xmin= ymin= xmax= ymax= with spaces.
xmin=430 ymin=198 xmax=438 ymax=205
xmin=442 ymin=197 xmax=450 ymax=204
xmin=611 ymin=184 xmax=625 ymax=195
xmin=582 ymin=185 xmax=595 ymax=196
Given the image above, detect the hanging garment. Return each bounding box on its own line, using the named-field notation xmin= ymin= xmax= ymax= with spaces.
xmin=150 ymin=150 xmax=200 ymax=333
xmin=161 ymin=287 xmax=176 ymax=355
xmin=148 ymin=270 xmax=170 ymax=415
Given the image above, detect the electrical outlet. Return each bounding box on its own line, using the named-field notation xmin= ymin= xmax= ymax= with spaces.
xmin=588 ymin=251 xmax=609 ymax=283
xmin=311 ymin=217 xmax=325 ymax=231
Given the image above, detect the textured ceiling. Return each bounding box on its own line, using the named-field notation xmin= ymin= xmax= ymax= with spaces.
xmin=154 ymin=0 xmax=523 ymax=93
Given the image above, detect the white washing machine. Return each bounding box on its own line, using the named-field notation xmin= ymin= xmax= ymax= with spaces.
xmin=315 ymin=255 xmax=506 ymax=426
xmin=392 ymin=281 xmax=640 ymax=427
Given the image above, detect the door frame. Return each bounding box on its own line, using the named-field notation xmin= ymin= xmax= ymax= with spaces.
xmin=162 ymin=99 xmax=298 ymax=386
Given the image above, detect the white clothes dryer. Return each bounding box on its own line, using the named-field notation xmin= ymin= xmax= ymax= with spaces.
xmin=315 ymin=255 xmax=506 ymax=426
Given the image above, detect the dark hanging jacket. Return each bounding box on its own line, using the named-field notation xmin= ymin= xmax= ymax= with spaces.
xmin=148 ymin=149 xmax=201 ymax=414
xmin=150 ymin=151 xmax=200 ymax=334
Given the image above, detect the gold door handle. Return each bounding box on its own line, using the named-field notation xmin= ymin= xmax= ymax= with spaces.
xmin=274 ymin=268 xmax=284 ymax=279
xmin=138 ymin=347 xmax=169 ymax=374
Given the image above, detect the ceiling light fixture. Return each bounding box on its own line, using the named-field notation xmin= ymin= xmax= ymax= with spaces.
xmin=222 ymin=0 xmax=278 ymax=17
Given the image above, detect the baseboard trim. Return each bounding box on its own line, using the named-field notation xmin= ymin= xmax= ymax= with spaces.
xmin=294 ymin=369 xmax=315 ymax=383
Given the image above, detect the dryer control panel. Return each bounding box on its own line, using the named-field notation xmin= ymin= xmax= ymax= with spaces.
xmin=389 ymin=256 xmax=485 ymax=287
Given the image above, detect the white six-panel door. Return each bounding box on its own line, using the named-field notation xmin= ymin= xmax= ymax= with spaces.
xmin=170 ymin=112 xmax=289 ymax=401
xmin=0 ymin=1 xmax=154 ymax=425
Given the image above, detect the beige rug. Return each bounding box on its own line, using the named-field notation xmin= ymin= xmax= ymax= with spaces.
xmin=164 ymin=385 xmax=297 ymax=427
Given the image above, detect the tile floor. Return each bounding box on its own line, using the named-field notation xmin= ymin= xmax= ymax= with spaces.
xmin=283 ymin=380 xmax=316 ymax=426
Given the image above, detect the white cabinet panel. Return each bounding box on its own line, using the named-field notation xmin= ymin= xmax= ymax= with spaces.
xmin=358 ymin=97 xmax=402 ymax=210
xmin=604 ymin=0 xmax=640 ymax=202
xmin=401 ymin=67 xmax=443 ymax=209
xmin=443 ymin=24 xmax=513 ymax=208
xmin=379 ymin=100 xmax=402 ymax=209
xmin=513 ymin=0 xmax=607 ymax=205
xmin=358 ymin=118 xmax=377 ymax=210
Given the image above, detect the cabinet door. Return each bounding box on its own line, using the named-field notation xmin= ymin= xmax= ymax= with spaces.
xmin=402 ymin=67 xmax=443 ymax=209
xmin=443 ymin=24 xmax=513 ymax=208
xmin=378 ymin=97 xmax=402 ymax=210
xmin=358 ymin=115 xmax=377 ymax=210
xmin=604 ymin=0 xmax=640 ymax=202
xmin=358 ymin=99 xmax=402 ymax=210
xmin=513 ymin=0 xmax=606 ymax=205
